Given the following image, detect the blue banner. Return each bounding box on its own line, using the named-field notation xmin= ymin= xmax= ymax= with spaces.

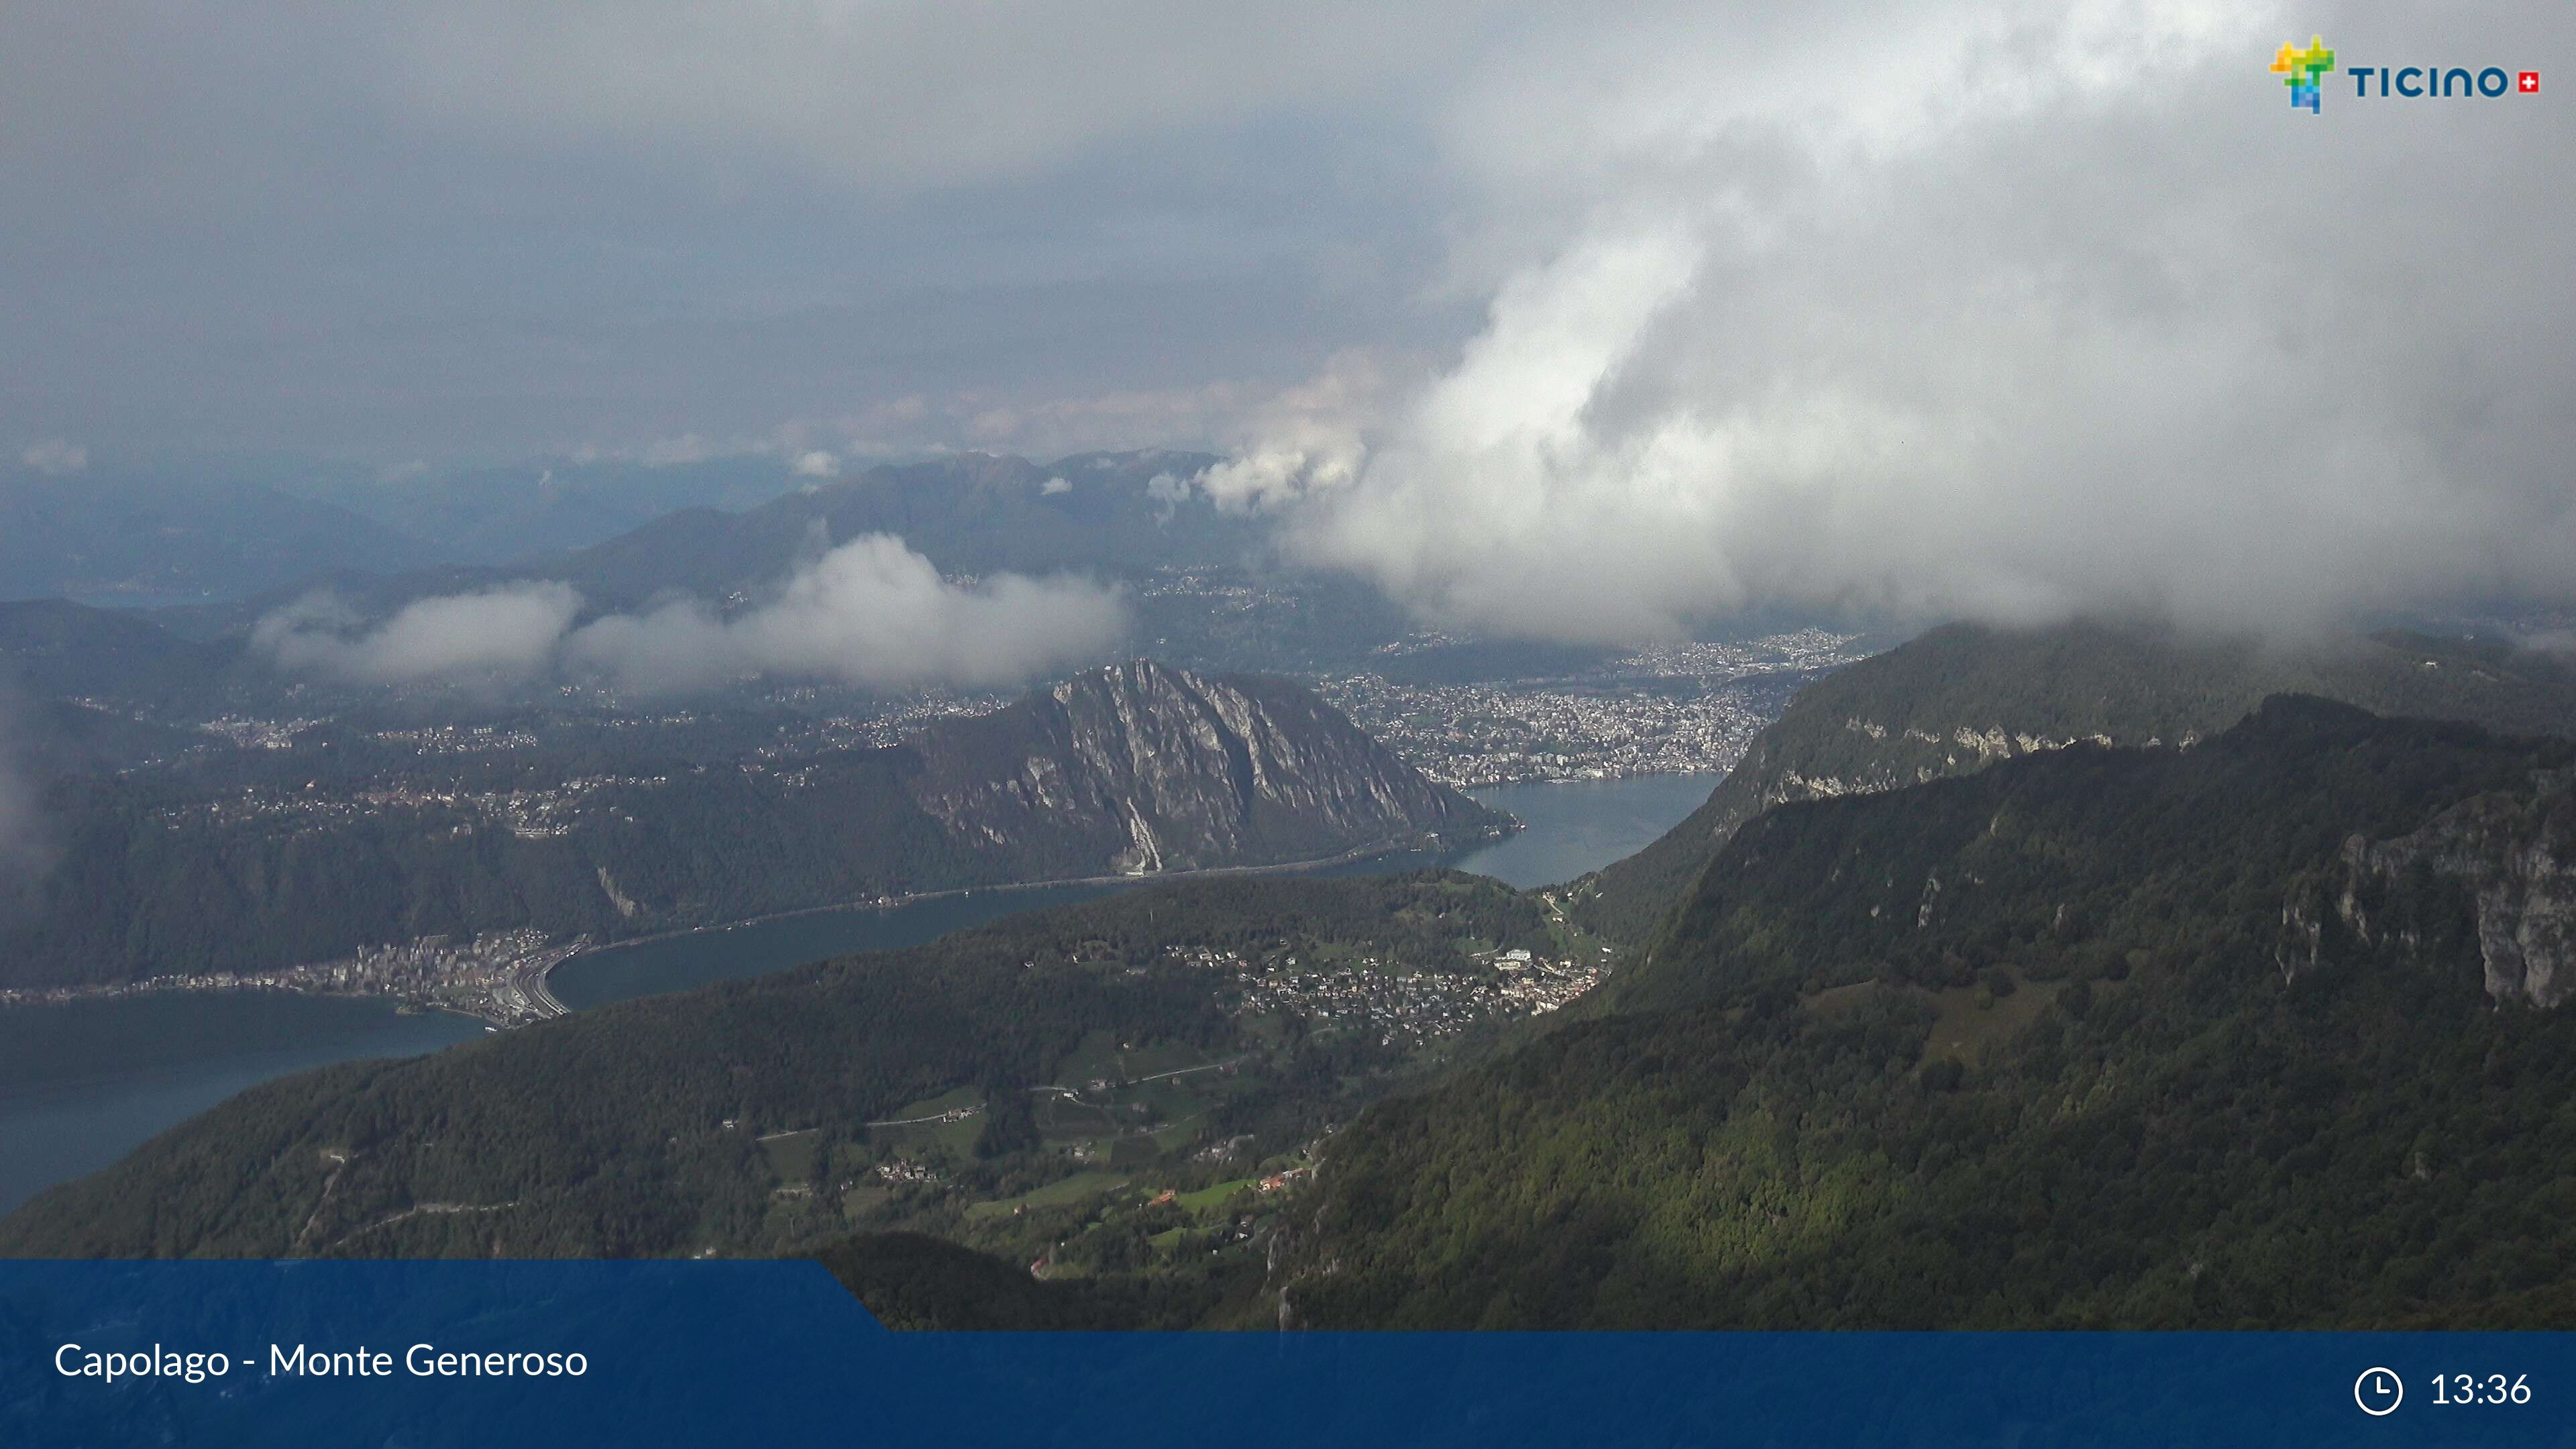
xmin=3 ymin=1260 xmax=2568 ymax=1446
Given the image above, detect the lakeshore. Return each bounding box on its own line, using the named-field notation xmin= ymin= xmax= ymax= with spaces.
xmin=0 ymin=775 xmax=1712 ymax=1215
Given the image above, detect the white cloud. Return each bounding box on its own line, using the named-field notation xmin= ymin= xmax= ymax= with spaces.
xmin=1189 ymin=350 xmax=1391 ymax=513
xmin=253 ymin=537 xmax=1123 ymax=694
xmin=566 ymin=535 xmax=1125 ymax=694
xmin=1224 ymin=0 xmax=2576 ymax=642
xmin=20 ymin=439 xmax=87 ymax=475
xmin=790 ymin=449 xmax=841 ymax=479
xmin=1039 ymin=476 xmax=1073 ymax=496
xmin=253 ymin=583 xmax=584 ymax=684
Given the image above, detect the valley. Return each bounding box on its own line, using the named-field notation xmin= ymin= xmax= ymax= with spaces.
xmin=0 ymin=873 xmax=1612 ymax=1273
xmin=11 ymin=452 xmax=2576 ymax=1335
xmin=6 ymin=19 xmax=2567 ymax=1439
xmin=0 ymin=773 xmax=1701 ymax=1217
xmin=0 ymin=657 xmax=1505 ymax=995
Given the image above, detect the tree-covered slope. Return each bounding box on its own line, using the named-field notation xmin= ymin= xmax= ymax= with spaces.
xmin=1282 ymin=700 xmax=2576 ymax=1328
xmin=0 ymin=873 xmax=1553 ymax=1261
xmin=810 ymin=1231 xmax=1243 ymax=1330
xmin=1571 ymin=621 xmax=2576 ymax=945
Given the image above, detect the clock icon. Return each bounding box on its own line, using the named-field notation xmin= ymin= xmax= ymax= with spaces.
xmin=2356 ymin=1367 xmax=2404 ymax=1417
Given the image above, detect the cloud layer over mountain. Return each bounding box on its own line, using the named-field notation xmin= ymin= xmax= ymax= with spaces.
xmin=254 ymin=537 xmax=1125 ymax=692
xmin=561 ymin=535 xmax=1127 ymax=693
xmin=254 ymin=584 xmax=584 ymax=685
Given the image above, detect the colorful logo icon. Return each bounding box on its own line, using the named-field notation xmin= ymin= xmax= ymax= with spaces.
xmin=2520 ymin=71 xmax=2542 ymax=94
xmin=2271 ymin=35 xmax=2337 ymax=113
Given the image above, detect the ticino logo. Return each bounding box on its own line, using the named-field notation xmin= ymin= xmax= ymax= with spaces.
xmin=2271 ymin=34 xmax=2539 ymax=113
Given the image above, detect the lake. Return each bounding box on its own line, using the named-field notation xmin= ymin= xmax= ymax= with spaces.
xmin=0 ymin=772 xmax=1715 ymax=1214
xmin=551 ymin=773 xmax=1713 ymax=1009
xmin=0 ymin=994 xmax=483 ymax=1217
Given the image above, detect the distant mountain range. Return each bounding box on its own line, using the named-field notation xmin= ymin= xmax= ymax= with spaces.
xmin=533 ymin=450 xmax=1240 ymax=609
xmin=0 ymin=660 xmax=1502 ymax=989
xmin=0 ymin=472 xmax=439 ymax=607
xmin=233 ymin=449 xmax=1246 ymax=623
xmin=309 ymin=455 xmax=833 ymax=567
xmin=0 ymin=449 xmax=1354 ymax=729
xmin=0 ymin=598 xmax=237 ymax=704
xmin=1 ymin=449 xmax=1245 ymax=616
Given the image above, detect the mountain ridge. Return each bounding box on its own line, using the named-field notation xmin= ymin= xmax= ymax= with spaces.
xmin=1277 ymin=697 xmax=2576 ymax=1328
xmin=1571 ymin=620 xmax=2576 ymax=945
xmin=0 ymin=659 xmax=1503 ymax=989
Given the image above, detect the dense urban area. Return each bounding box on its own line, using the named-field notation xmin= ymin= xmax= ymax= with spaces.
xmin=1317 ymin=629 xmax=1864 ymax=786
xmin=0 ymin=928 xmax=580 ymax=1026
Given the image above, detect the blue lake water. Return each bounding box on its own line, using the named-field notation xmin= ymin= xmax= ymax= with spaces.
xmin=0 ymin=772 xmax=1715 ymax=1215
xmin=551 ymin=773 xmax=1714 ymax=1010
xmin=0 ymin=994 xmax=482 ymax=1216
xmin=1447 ymin=773 xmax=1715 ymax=892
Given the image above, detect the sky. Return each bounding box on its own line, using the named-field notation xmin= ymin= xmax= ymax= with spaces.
xmin=5 ymin=0 xmax=2570 ymax=645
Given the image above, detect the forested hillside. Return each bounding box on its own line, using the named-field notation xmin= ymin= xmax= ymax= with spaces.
xmin=0 ymin=598 xmax=241 ymax=707
xmin=1572 ymin=621 xmax=2576 ymax=945
xmin=1282 ymin=699 xmax=2576 ymax=1328
xmin=0 ymin=873 xmax=1561 ymax=1267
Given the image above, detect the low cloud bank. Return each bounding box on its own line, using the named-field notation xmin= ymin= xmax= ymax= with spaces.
xmin=563 ymin=535 xmax=1126 ymax=692
xmin=254 ymin=535 xmax=1124 ymax=692
xmin=254 ymin=583 xmax=583 ymax=684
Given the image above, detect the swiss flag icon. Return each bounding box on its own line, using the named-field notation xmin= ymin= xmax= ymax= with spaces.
xmin=2520 ymin=70 xmax=2540 ymax=93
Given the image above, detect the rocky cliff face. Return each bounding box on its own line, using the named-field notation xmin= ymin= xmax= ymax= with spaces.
xmin=902 ymin=660 xmax=1503 ymax=875
xmin=0 ymin=659 xmax=1503 ymax=991
xmin=2296 ymin=773 xmax=2576 ymax=1006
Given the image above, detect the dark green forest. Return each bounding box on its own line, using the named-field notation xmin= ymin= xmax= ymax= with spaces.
xmin=0 ymin=872 xmax=1552 ymax=1273
xmin=1281 ymin=699 xmax=2576 ymax=1327
xmin=810 ymin=1232 xmax=1254 ymax=1330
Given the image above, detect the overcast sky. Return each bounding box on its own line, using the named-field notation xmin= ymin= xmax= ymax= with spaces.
xmin=5 ymin=0 xmax=2568 ymax=640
